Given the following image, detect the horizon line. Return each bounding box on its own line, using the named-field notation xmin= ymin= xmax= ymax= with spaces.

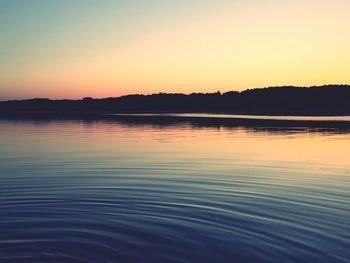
xmin=1 ymin=84 xmax=350 ymax=102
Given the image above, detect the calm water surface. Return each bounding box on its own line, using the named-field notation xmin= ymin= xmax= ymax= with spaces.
xmin=0 ymin=119 xmax=349 ymax=263
xmin=114 ymin=113 xmax=350 ymax=121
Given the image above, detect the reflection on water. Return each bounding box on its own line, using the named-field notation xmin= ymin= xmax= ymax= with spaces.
xmin=0 ymin=119 xmax=349 ymax=263
xmin=114 ymin=113 xmax=350 ymax=121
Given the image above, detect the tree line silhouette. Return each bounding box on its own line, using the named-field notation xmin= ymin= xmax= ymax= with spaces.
xmin=1 ymin=85 xmax=350 ymax=114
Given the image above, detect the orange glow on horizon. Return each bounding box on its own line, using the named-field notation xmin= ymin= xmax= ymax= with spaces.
xmin=1 ymin=1 xmax=349 ymax=99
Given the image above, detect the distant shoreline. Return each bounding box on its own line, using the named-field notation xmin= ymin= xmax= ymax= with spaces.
xmin=1 ymin=85 xmax=350 ymax=115
xmin=1 ymin=110 xmax=350 ymax=117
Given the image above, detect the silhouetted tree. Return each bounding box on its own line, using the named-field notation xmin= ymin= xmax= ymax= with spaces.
xmin=1 ymin=85 xmax=350 ymax=114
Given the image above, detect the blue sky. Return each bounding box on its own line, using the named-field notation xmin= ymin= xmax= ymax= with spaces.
xmin=1 ymin=0 xmax=349 ymax=99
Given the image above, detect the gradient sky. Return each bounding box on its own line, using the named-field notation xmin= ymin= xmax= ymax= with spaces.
xmin=1 ymin=0 xmax=349 ymax=99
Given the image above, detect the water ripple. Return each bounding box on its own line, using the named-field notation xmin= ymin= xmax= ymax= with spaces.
xmin=1 ymin=120 xmax=350 ymax=262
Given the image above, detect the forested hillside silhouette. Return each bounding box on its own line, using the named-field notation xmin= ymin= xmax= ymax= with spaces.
xmin=1 ymin=85 xmax=350 ymax=115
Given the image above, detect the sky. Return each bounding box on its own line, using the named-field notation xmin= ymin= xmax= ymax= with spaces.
xmin=0 ymin=0 xmax=349 ymax=100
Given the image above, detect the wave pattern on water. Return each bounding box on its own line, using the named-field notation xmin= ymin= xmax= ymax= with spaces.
xmin=0 ymin=120 xmax=350 ymax=263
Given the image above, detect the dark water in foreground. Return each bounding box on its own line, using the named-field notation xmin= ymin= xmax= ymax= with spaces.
xmin=0 ymin=118 xmax=349 ymax=263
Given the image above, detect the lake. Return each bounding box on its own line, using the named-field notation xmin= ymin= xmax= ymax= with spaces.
xmin=0 ymin=117 xmax=349 ymax=263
